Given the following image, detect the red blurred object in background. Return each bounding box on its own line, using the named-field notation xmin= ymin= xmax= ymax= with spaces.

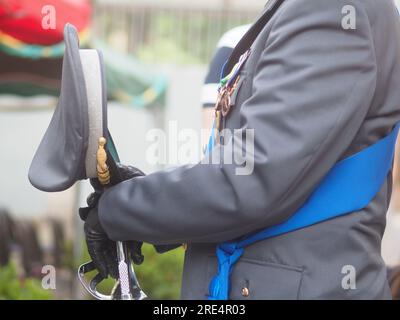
xmin=0 ymin=0 xmax=91 ymax=45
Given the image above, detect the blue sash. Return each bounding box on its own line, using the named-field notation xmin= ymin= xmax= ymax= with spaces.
xmin=207 ymin=123 xmax=400 ymax=300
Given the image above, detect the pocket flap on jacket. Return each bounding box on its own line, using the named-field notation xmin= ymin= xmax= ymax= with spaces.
xmin=222 ymin=258 xmax=304 ymax=300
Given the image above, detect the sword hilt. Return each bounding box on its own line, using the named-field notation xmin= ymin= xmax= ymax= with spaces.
xmin=77 ymin=137 xmax=147 ymax=300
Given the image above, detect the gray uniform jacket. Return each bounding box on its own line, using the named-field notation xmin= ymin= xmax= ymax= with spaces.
xmin=99 ymin=0 xmax=400 ymax=299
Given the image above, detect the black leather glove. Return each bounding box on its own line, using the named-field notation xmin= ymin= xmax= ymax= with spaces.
xmin=79 ymin=164 xmax=145 ymax=279
xmin=81 ymin=205 xmax=144 ymax=279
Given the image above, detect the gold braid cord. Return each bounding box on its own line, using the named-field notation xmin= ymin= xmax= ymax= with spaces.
xmin=97 ymin=137 xmax=110 ymax=185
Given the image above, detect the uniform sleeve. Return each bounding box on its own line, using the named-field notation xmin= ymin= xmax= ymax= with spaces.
xmin=98 ymin=0 xmax=377 ymax=244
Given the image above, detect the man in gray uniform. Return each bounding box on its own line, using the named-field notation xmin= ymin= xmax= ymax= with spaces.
xmin=83 ymin=0 xmax=400 ymax=299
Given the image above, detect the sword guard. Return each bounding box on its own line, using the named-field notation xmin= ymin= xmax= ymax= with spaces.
xmin=78 ymin=261 xmax=112 ymax=300
xmin=77 ymin=260 xmax=147 ymax=300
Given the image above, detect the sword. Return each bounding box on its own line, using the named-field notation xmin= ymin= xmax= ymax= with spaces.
xmin=77 ymin=137 xmax=147 ymax=300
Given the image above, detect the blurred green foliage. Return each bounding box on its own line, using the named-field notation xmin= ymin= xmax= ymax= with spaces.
xmin=0 ymin=263 xmax=53 ymax=300
xmin=82 ymin=243 xmax=184 ymax=300
xmin=136 ymin=13 xmax=204 ymax=64
xmin=98 ymin=8 xmax=254 ymax=65
xmin=136 ymin=244 xmax=184 ymax=299
xmin=137 ymin=40 xmax=202 ymax=65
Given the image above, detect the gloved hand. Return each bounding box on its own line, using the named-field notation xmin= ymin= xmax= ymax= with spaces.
xmin=79 ymin=164 xmax=145 ymax=279
xmin=81 ymin=204 xmax=144 ymax=279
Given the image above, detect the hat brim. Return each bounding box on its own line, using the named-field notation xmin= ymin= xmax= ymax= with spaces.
xmin=29 ymin=24 xmax=118 ymax=192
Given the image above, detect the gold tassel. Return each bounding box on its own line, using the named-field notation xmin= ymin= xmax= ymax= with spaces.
xmin=97 ymin=137 xmax=110 ymax=185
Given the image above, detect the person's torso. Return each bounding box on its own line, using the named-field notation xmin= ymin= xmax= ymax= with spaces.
xmin=182 ymin=0 xmax=400 ymax=299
